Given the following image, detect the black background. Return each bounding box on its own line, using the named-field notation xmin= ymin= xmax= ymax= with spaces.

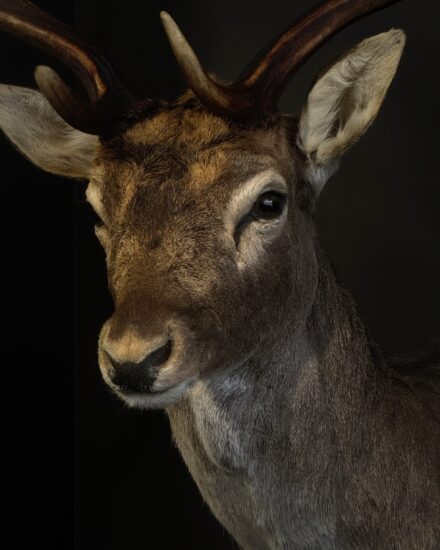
xmin=1 ymin=1 xmax=439 ymax=548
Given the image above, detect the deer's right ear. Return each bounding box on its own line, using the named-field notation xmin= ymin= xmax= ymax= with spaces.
xmin=0 ymin=84 xmax=98 ymax=179
xmin=297 ymin=29 xmax=405 ymax=194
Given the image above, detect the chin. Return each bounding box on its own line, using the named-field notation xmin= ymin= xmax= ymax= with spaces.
xmin=115 ymin=377 xmax=197 ymax=409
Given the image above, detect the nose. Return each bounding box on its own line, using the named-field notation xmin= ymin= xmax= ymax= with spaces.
xmin=105 ymin=340 xmax=172 ymax=393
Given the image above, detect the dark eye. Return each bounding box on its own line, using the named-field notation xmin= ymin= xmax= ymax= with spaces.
xmin=234 ymin=190 xmax=287 ymax=245
xmin=251 ymin=191 xmax=286 ymax=219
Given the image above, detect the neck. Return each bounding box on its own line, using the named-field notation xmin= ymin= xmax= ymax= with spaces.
xmin=207 ymin=240 xmax=378 ymax=408
xmin=169 ymin=240 xmax=381 ymax=459
xmin=166 ymin=240 xmax=384 ymax=547
xmin=303 ymin=242 xmax=380 ymax=418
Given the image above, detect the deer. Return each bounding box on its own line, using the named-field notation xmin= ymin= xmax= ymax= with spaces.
xmin=0 ymin=0 xmax=439 ymax=548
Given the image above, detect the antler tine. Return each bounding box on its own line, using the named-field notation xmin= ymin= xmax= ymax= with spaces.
xmin=0 ymin=0 xmax=137 ymax=135
xmin=239 ymin=0 xmax=402 ymax=115
xmin=162 ymin=0 xmax=402 ymax=122
xmin=160 ymin=12 xmax=253 ymax=119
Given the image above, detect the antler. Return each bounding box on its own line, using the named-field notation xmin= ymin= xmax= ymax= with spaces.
xmin=161 ymin=0 xmax=402 ymax=122
xmin=0 ymin=0 xmax=402 ymax=131
xmin=0 ymin=0 xmax=138 ymax=135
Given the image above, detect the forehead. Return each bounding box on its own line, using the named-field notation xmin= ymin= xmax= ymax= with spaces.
xmin=91 ymin=106 xmax=294 ymax=220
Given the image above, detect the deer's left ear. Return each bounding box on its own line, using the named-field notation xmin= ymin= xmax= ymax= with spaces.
xmin=297 ymin=29 xmax=405 ymax=194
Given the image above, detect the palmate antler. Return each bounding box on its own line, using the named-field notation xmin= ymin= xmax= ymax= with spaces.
xmin=0 ymin=0 xmax=401 ymax=135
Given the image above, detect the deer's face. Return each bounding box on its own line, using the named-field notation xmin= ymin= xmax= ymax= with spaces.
xmin=88 ymin=107 xmax=316 ymax=407
xmin=0 ymin=0 xmax=404 ymax=409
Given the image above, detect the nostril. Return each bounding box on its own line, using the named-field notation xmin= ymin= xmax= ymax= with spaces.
xmin=107 ymin=364 xmax=117 ymax=382
xmin=139 ymin=340 xmax=172 ymax=370
xmin=104 ymin=340 xmax=172 ymax=393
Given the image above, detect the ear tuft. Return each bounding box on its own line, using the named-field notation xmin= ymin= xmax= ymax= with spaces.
xmin=298 ymin=29 xmax=405 ymax=194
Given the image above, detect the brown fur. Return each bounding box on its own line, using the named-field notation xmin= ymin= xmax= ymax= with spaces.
xmin=1 ymin=20 xmax=438 ymax=546
xmin=90 ymin=99 xmax=303 ymax=392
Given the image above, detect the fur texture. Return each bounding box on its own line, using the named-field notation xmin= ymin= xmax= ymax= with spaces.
xmin=298 ymin=29 xmax=405 ymax=193
xmin=0 ymin=84 xmax=98 ymax=178
xmin=1 ymin=29 xmax=439 ymax=549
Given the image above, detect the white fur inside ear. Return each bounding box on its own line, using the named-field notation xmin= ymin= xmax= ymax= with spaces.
xmin=0 ymin=84 xmax=98 ymax=178
xmin=298 ymin=29 xmax=406 ymax=193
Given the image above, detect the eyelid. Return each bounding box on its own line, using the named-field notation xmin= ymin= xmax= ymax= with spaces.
xmin=233 ymin=189 xmax=287 ymax=246
xmin=242 ymin=184 xmax=287 ymax=221
xmin=95 ymin=224 xmax=109 ymax=247
xmin=253 ymin=186 xmax=287 ymax=206
xmin=232 ymin=180 xmax=287 ymax=226
xmin=258 ymin=181 xmax=287 ymax=195
xmin=86 ymin=183 xmax=105 ymax=218
xmin=95 ymin=223 xmax=107 ymax=234
xmin=86 ymin=198 xmax=107 ymax=229
xmin=225 ymin=169 xmax=287 ymax=238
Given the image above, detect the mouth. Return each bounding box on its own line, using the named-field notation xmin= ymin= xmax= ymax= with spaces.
xmin=98 ymin=325 xmax=197 ymax=409
xmin=112 ymin=377 xmax=197 ymax=409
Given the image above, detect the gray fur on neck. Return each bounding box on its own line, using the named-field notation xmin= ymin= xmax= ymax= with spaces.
xmin=168 ymin=242 xmax=440 ymax=549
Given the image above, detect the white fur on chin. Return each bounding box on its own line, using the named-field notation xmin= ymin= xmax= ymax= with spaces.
xmin=117 ymin=377 xmax=197 ymax=409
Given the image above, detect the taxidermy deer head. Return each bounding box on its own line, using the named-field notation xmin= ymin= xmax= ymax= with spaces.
xmin=0 ymin=0 xmax=404 ymax=408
